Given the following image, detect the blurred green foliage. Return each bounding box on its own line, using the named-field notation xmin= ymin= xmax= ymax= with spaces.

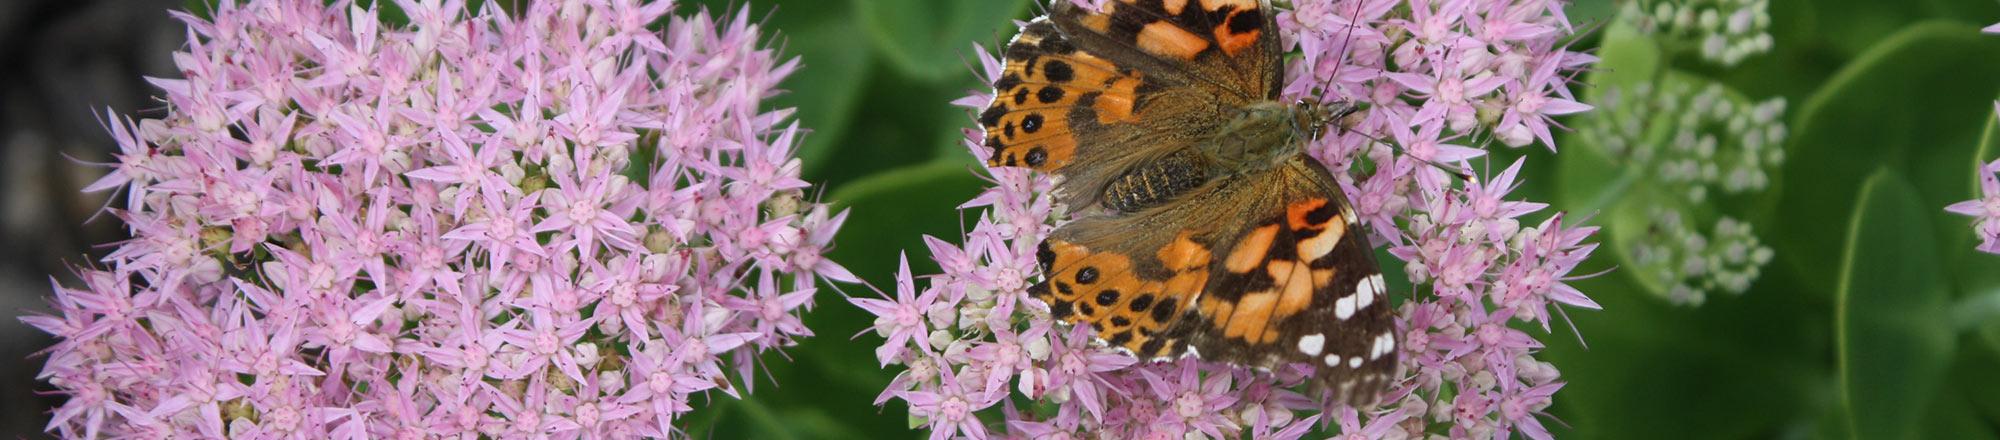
xmin=182 ymin=0 xmax=2000 ymax=437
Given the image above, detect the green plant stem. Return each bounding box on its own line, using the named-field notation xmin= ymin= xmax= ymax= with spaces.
xmin=1580 ymin=166 xmax=1644 ymax=215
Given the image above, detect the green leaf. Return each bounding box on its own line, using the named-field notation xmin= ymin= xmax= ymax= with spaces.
xmin=1835 ymin=169 xmax=1955 ymax=440
xmin=1588 ymin=21 xmax=1665 ymax=90
xmin=826 ymin=160 xmax=989 ymax=287
xmin=1798 ymin=0 xmax=1999 ymax=59
xmin=1775 ymin=21 xmax=2000 ymax=296
xmin=1918 ymin=345 xmax=2000 ymax=440
xmin=1539 ymin=262 xmax=1826 ymax=439
xmin=804 ymin=67 xmax=989 ymax=191
xmin=683 ymin=0 xmax=875 ymax=178
xmin=684 ymin=161 xmax=983 ymax=439
xmin=855 ymin=0 xmax=1029 ymax=81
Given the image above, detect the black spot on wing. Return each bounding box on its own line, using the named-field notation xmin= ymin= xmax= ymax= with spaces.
xmin=1150 ymin=297 xmax=1178 ymax=323
xmin=1227 ymin=8 xmax=1263 ymax=34
xmin=1095 ymin=290 xmax=1121 ymax=306
xmin=979 ymin=105 xmax=1006 ymax=127
xmin=994 ymin=74 xmax=1023 ymax=93
xmin=1076 ymin=266 xmax=1099 ymax=284
xmin=1108 ymin=330 xmax=1133 ymax=347
xmin=1038 ymin=86 xmax=1066 ymax=104
xmin=1128 ymin=294 xmax=1154 ymax=312
xmin=1042 ymin=60 xmax=1075 ymax=83
xmin=1139 ymin=337 xmax=1167 ymax=357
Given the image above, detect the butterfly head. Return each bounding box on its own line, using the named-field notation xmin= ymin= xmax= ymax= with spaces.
xmin=1290 ymin=97 xmax=1359 ymax=142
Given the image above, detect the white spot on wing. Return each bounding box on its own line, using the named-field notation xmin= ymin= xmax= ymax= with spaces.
xmin=1334 ymin=294 xmax=1356 ymax=320
xmin=1324 ymin=353 xmax=1342 ymax=367
xmin=1368 ymin=331 xmax=1396 ymax=360
xmin=1347 ymin=356 xmax=1362 ymax=368
xmin=1354 ymin=276 xmax=1376 ymax=305
xmin=1298 ymin=334 xmax=1325 ymax=356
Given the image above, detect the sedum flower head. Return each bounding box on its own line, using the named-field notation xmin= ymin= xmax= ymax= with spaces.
xmin=858 ymin=0 xmax=1602 ymax=438
xmin=1577 ymin=80 xmax=1783 ymax=305
xmin=22 ymin=0 xmax=852 ymax=438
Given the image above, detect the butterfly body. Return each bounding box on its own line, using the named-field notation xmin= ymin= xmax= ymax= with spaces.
xmin=988 ymin=0 xmax=1399 ymax=406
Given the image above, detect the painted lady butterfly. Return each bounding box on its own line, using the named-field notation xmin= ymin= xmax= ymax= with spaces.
xmin=984 ymin=0 xmax=1399 ymax=405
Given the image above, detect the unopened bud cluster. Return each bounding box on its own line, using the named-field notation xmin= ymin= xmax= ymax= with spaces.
xmin=1633 ymin=210 xmax=1774 ymax=305
xmin=1625 ymin=0 xmax=1774 ymax=66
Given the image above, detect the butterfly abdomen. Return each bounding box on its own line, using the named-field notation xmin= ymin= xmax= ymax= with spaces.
xmin=1102 ymin=150 xmax=1211 ymax=213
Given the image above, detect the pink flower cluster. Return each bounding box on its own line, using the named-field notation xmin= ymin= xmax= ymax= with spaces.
xmin=1953 ymin=24 xmax=2000 ymax=253
xmin=22 ymin=0 xmax=852 ymax=438
xmin=858 ymin=0 xmax=1600 ymax=438
xmin=1948 ymin=101 xmax=2000 ymax=254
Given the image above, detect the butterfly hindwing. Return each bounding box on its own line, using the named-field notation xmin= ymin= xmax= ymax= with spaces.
xmin=1178 ymin=161 xmax=1398 ymax=405
xmin=1031 ymin=227 xmax=1211 ymax=359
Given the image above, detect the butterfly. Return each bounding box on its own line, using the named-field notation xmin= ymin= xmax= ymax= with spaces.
xmin=982 ymin=0 xmax=1398 ymax=405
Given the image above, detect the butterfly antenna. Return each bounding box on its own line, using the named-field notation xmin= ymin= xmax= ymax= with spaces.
xmin=1314 ymin=0 xmax=1366 ymax=103
xmin=1311 ymin=1 xmax=1472 ymax=182
xmin=1333 ymin=121 xmax=1475 ymax=180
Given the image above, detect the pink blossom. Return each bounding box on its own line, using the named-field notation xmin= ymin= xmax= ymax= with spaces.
xmin=24 ymin=1 xmax=848 ymax=437
xmin=1948 ymin=151 xmax=2000 ymax=254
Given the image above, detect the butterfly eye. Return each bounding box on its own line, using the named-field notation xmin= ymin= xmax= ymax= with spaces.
xmin=1288 ymin=102 xmax=1326 ymax=140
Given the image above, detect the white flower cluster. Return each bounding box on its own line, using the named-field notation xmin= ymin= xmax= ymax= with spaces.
xmin=1625 ymin=0 xmax=1774 ymax=66
xmin=1632 ymin=210 xmax=1774 ymax=305
xmin=1577 ymin=76 xmax=1784 ymax=305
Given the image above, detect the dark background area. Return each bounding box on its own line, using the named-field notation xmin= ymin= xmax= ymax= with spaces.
xmin=0 ymin=0 xmax=182 ymax=437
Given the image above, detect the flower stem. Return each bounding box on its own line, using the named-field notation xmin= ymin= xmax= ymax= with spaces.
xmin=1580 ymin=166 xmax=1643 ymax=216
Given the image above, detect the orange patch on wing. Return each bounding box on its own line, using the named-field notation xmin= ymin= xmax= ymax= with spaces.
xmin=1138 ymin=22 xmax=1211 ymax=60
xmin=1266 ymin=260 xmax=1325 ymax=319
xmin=1298 ymin=217 xmax=1345 ymax=261
xmin=1156 ymin=233 xmax=1212 ymax=271
xmin=1202 ymin=295 xmax=1236 ymax=329
xmin=1225 ymin=224 xmax=1280 ymax=273
xmin=1039 ymin=241 xmax=1120 ymax=302
xmin=1285 ymin=198 xmax=1329 ymax=229
xmin=1224 ymin=290 xmax=1278 ymax=342
xmin=1082 ymin=13 xmax=1112 ymax=32
xmin=1041 ymin=238 xmax=1209 ymax=354
xmin=1199 ymin=0 xmax=1258 ymax=9
xmin=1162 ymin=0 xmax=1190 ymax=14
xmin=1213 ymin=9 xmax=1262 ymax=56
xmin=1162 ymin=271 xmax=1209 ymax=313
xmin=985 ymin=38 xmax=1142 ymax=170
xmin=1093 ymin=76 xmax=1144 ymax=124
